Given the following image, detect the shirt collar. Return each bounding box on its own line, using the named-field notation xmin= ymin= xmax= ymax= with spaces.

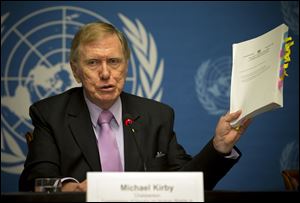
xmin=83 ymin=90 xmax=122 ymax=127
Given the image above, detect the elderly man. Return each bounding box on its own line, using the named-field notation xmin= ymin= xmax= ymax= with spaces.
xmin=19 ymin=22 xmax=250 ymax=192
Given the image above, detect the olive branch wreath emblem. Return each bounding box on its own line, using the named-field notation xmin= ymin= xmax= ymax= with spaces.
xmin=119 ymin=14 xmax=164 ymax=101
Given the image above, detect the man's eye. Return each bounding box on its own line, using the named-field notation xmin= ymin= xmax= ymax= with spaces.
xmin=87 ymin=60 xmax=98 ymax=66
xmin=107 ymin=58 xmax=122 ymax=67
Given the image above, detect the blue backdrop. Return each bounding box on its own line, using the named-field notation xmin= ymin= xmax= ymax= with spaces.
xmin=1 ymin=1 xmax=299 ymax=192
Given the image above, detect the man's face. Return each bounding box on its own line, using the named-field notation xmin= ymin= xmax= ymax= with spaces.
xmin=71 ymin=34 xmax=128 ymax=109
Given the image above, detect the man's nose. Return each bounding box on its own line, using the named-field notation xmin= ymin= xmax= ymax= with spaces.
xmin=99 ymin=61 xmax=110 ymax=80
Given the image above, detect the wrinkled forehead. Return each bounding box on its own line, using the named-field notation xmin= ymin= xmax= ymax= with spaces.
xmin=80 ymin=31 xmax=119 ymax=45
xmin=78 ymin=34 xmax=123 ymax=55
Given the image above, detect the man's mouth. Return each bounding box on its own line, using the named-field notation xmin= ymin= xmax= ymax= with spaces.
xmin=99 ymin=84 xmax=115 ymax=91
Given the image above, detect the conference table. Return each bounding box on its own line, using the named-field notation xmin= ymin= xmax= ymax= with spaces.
xmin=1 ymin=190 xmax=298 ymax=202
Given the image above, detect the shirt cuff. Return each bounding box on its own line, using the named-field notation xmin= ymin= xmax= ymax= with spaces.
xmin=224 ymin=148 xmax=240 ymax=159
xmin=60 ymin=177 xmax=80 ymax=184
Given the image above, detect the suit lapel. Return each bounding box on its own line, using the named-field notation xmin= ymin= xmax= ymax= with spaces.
xmin=67 ymin=89 xmax=101 ymax=171
xmin=66 ymin=90 xmax=146 ymax=172
xmin=121 ymin=92 xmax=146 ymax=171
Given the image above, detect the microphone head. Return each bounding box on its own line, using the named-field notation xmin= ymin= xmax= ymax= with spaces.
xmin=124 ymin=118 xmax=134 ymax=126
xmin=123 ymin=114 xmax=140 ymax=126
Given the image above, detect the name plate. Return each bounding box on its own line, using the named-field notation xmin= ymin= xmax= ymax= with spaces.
xmin=87 ymin=172 xmax=204 ymax=202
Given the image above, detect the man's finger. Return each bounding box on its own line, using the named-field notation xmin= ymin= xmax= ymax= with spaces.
xmin=224 ymin=110 xmax=242 ymax=122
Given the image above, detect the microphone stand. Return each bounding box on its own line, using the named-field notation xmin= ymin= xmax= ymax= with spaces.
xmin=124 ymin=116 xmax=147 ymax=171
xmin=130 ymin=128 xmax=147 ymax=171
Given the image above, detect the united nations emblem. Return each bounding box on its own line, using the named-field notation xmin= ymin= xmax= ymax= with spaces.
xmin=195 ymin=56 xmax=232 ymax=115
xmin=281 ymin=1 xmax=299 ymax=36
xmin=280 ymin=140 xmax=299 ymax=171
xmin=1 ymin=6 xmax=164 ymax=174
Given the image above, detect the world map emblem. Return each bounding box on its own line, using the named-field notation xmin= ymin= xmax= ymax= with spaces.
xmin=195 ymin=56 xmax=232 ymax=115
xmin=1 ymin=6 xmax=164 ymax=174
xmin=281 ymin=1 xmax=299 ymax=36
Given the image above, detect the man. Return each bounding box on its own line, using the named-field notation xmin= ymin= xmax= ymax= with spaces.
xmin=19 ymin=22 xmax=251 ymax=192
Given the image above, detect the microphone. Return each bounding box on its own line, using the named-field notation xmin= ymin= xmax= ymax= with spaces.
xmin=124 ymin=115 xmax=147 ymax=171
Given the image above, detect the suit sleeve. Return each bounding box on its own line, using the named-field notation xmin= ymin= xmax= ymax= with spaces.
xmin=19 ymin=104 xmax=61 ymax=191
xmin=159 ymin=105 xmax=241 ymax=190
xmin=180 ymin=139 xmax=241 ymax=190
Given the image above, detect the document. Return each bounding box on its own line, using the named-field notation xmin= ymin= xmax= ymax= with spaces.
xmin=230 ymin=24 xmax=293 ymax=127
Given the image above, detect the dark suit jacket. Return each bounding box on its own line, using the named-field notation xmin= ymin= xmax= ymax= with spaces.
xmin=19 ymin=87 xmax=240 ymax=191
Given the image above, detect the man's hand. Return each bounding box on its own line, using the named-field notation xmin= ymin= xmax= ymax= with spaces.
xmin=61 ymin=180 xmax=87 ymax=192
xmin=213 ymin=110 xmax=251 ymax=154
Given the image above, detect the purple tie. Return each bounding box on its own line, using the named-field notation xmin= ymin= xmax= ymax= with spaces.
xmin=97 ymin=110 xmax=122 ymax=171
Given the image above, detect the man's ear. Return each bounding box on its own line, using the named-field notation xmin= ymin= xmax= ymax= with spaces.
xmin=70 ymin=61 xmax=81 ymax=83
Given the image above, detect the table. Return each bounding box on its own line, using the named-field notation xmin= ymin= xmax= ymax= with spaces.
xmin=1 ymin=190 xmax=298 ymax=202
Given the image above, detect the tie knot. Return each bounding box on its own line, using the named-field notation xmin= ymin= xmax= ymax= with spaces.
xmin=98 ymin=110 xmax=113 ymax=125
